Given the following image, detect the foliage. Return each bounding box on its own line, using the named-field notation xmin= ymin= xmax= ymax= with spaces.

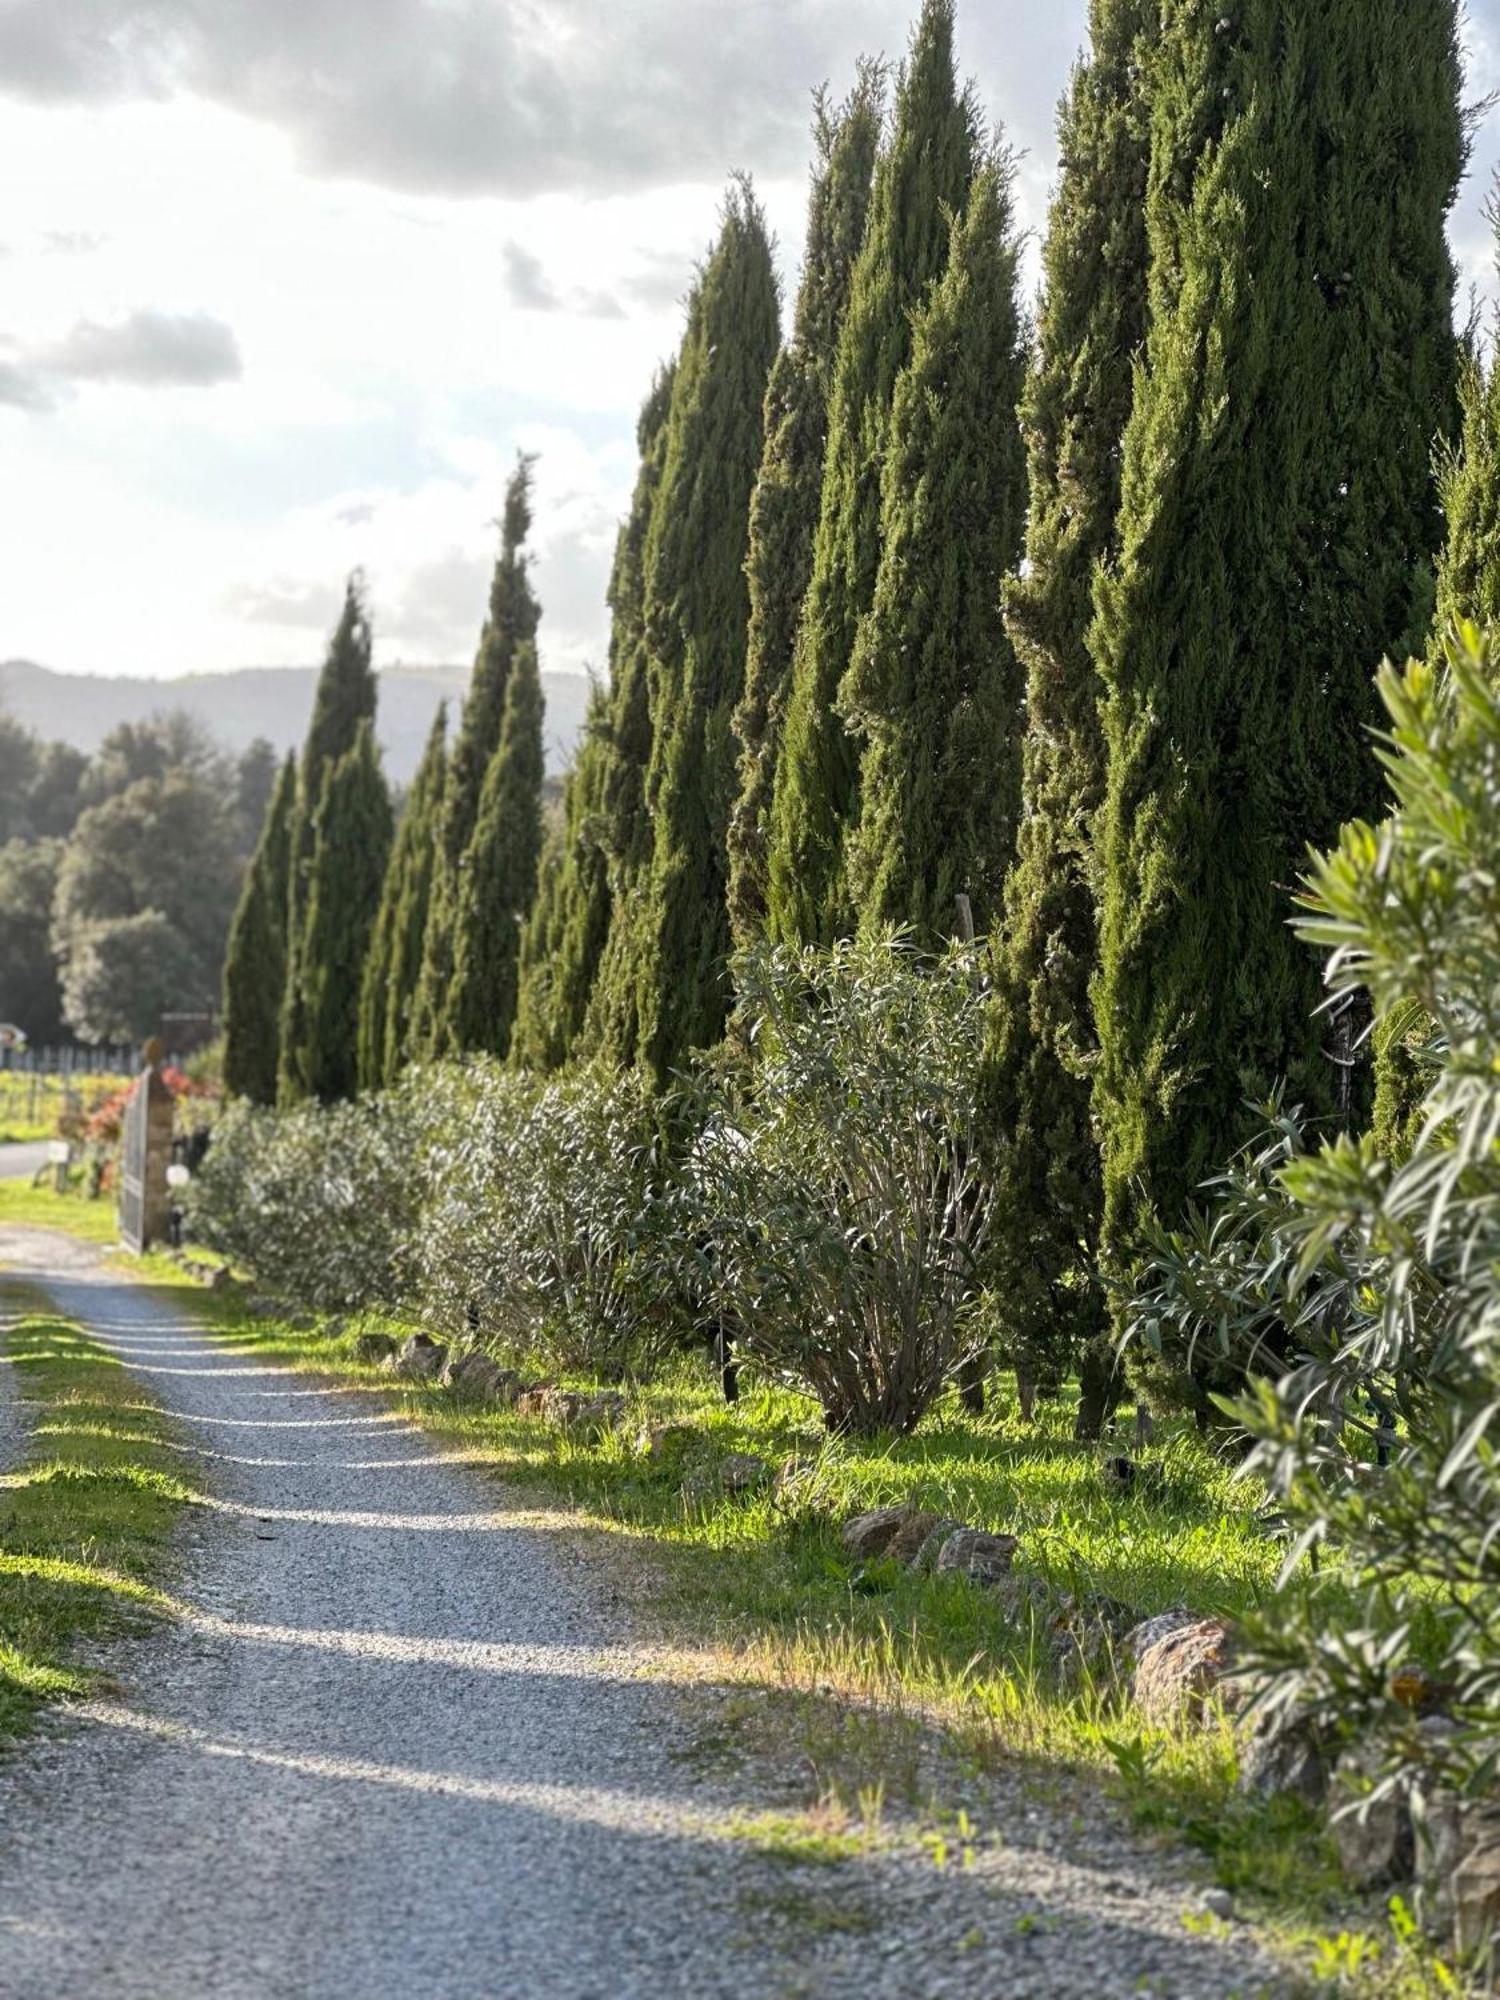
xmin=223 ymin=752 xmax=295 ymax=1104
xmin=56 ymin=910 xmax=203 ymax=1045
xmin=511 ymin=680 xmax=611 ymax=1072
xmin=444 ymin=639 xmax=545 ymax=1060
xmin=589 ymin=183 xmax=780 ymax=1082
xmin=284 ymin=722 xmax=392 ymax=1105
xmin=839 ymin=156 xmax=1028 ymax=947
xmin=417 ymin=1062 xmax=689 ymax=1378
xmin=765 ymin=0 xmax=979 ymax=946
xmin=0 ymin=838 xmax=65 ymax=1044
xmin=1128 ymin=629 xmax=1500 ymax=1805
xmin=186 ymin=1074 xmax=450 ymax=1311
xmin=413 ymin=456 xmax=540 ymax=1060
xmin=983 ymin=0 xmax=1156 ymax=1430
xmin=1091 ymin=0 xmax=1463 ymax=1312
xmin=690 ymin=932 xmax=993 ymax=1435
xmin=279 ymin=576 xmax=377 ymax=1104
xmin=358 ymin=704 xmax=447 ymax=1090
xmin=727 ymin=70 xmax=882 ymax=951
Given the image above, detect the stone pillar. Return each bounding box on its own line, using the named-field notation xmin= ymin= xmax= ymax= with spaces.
xmin=119 ymin=1040 xmax=174 ymax=1254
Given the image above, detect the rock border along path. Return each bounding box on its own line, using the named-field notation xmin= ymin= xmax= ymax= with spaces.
xmin=0 ymin=1226 xmax=1287 ymax=1998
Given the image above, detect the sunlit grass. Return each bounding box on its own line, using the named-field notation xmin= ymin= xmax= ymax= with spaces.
xmin=0 ymin=1174 xmax=122 ymax=1246
xmin=0 ymin=1288 xmax=192 ymax=1739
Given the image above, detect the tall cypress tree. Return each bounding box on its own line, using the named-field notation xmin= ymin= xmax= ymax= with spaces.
xmin=726 ymin=69 xmax=882 ymax=951
xmin=279 ymin=577 xmax=377 ymax=1106
xmin=982 ymin=0 xmax=1156 ymax=1434
xmin=294 ymin=721 xmax=393 ymax=1105
xmin=840 ymin=158 xmax=1029 ymax=946
xmin=765 ymin=0 xmax=979 ymax=945
xmin=223 ymin=751 xmax=295 ymax=1104
xmin=444 ymin=640 xmax=545 ymax=1058
xmin=412 ymin=454 xmax=540 ymax=1059
xmin=357 ymin=702 xmax=447 ymax=1090
xmin=595 ymin=180 xmax=780 ymax=1081
xmin=1092 ymin=0 xmax=1462 ymax=1326
xmin=512 ymin=679 xmax=613 ymax=1072
xmin=580 ymin=362 xmax=679 ymax=1064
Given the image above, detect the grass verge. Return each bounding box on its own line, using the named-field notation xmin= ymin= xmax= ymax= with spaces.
xmin=0 ymin=1284 xmax=193 ymax=1740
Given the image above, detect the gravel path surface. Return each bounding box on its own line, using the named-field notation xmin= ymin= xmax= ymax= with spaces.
xmin=0 ymin=1229 xmax=1289 ymax=1998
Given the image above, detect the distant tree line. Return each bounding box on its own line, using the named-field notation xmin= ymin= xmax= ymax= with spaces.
xmin=223 ymin=0 xmax=1471 ymax=1442
xmin=0 ymin=704 xmax=275 ymax=1046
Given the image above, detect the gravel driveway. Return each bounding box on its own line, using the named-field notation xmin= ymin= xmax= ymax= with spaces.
xmin=0 ymin=1229 xmax=1288 ymax=1998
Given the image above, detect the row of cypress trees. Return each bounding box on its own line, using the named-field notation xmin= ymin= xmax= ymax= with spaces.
xmin=226 ymin=0 xmax=1470 ymax=1434
xmin=223 ymin=453 xmax=549 ymax=1105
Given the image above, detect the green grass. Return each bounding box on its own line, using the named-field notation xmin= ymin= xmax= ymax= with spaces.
xmin=0 ymin=1174 xmax=122 ymax=1245
xmin=0 ymin=1288 xmax=194 ymax=1739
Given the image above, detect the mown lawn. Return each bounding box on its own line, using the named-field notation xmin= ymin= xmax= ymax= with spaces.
xmin=0 ymin=1174 xmax=122 ymax=1245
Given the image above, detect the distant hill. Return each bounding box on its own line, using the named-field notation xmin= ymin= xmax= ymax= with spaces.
xmin=0 ymin=659 xmax=592 ymax=786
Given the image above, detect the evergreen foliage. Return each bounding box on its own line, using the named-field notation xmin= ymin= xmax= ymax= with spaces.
xmin=223 ymin=752 xmax=296 ymax=1104
xmin=726 ymin=69 xmax=882 ymax=950
xmin=765 ymin=0 xmax=979 ymax=945
xmin=1090 ymin=0 xmax=1462 ymax=1305
xmin=840 ymin=158 xmax=1028 ymax=946
xmin=294 ymin=721 xmax=393 ymax=1105
xmin=445 ymin=640 xmax=546 ymax=1059
xmin=278 ymin=577 xmax=377 ymax=1105
xmin=594 ymin=181 xmax=780 ymax=1082
xmin=412 ymin=456 xmax=540 ymax=1059
xmin=579 ymin=363 xmax=679 ymax=1064
xmin=982 ymin=0 xmax=1156 ymax=1428
xmin=357 ymin=703 xmax=447 ymax=1090
xmin=1374 ymin=299 xmax=1500 ymax=1156
xmin=512 ymin=680 xmax=613 ymax=1072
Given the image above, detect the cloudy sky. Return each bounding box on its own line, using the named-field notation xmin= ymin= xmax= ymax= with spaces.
xmin=3 ymin=0 xmax=1499 ymax=684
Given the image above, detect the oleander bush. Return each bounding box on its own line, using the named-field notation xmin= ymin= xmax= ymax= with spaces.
xmin=687 ymin=931 xmax=994 ymax=1435
xmin=1129 ymin=627 xmax=1500 ymax=1807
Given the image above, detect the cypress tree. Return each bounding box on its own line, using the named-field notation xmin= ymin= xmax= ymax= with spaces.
xmin=444 ymin=640 xmax=545 ymax=1058
xmin=357 ymin=702 xmax=447 ymax=1090
xmin=295 ymin=721 xmax=393 ymax=1105
xmin=412 ymin=455 xmax=540 ymax=1059
xmin=512 ymin=680 xmax=613 ymax=1071
xmin=765 ymin=0 xmax=979 ymax=945
xmin=223 ymin=751 xmax=295 ymax=1104
xmin=580 ymin=362 xmax=679 ymax=1064
xmin=726 ymin=69 xmax=882 ymax=950
xmin=1092 ymin=0 xmax=1462 ymax=1328
xmin=596 ymin=180 xmax=780 ymax=1081
xmin=840 ymin=158 xmax=1029 ymax=946
xmin=278 ymin=577 xmax=377 ymax=1105
xmin=982 ymin=0 xmax=1156 ymax=1434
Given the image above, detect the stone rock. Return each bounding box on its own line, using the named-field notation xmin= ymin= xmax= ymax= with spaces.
xmin=1199 ymin=1887 xmax=1233 ymax=1922
xmin=353 ymin=1331 xmax=398 ymax=1365
xmin=1121 ymin=1609 xmax=1197 ymax=1669
xmin=842 ymin=1505 xmax=927 ymax=1563
xmin=1101 ymin=1454 xmax=1164 ymax=1498
xmin=1132 ymin=1617 xmax=1236 ymax=1725
xmin=880 ymin=1509 xmax=944 ymax=1565
xmin=1452 ymin=1808 xmax=1500 ymax=1957
xmin=718 ymin=1452 xmax=769 ymax=1496
xmin=911 ymin=1517 xmax=969 ymax=1573
xmin=514 ymin=1383 xmax=555 ymax=1419
xmin=1330 ymin=1741 xmax=1411 ymax=1891
xmin=445 ymin=1351 xmax=518 ymax=1404
xmin=392 ymin=1333 xmax=447 ymax=1381
xmin=543 ymin=1389 xmax=624 ymax=1436
xmin=934 ymin=1528 xmax=1019 ymax=1587
xmin=1236 ymin=1711 xmax=1329 ymax=1809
